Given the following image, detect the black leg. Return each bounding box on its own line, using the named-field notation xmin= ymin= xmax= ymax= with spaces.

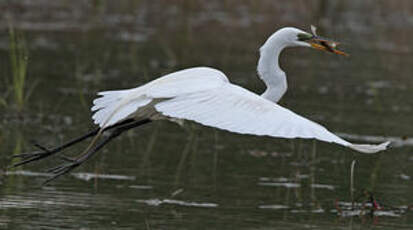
xmin=43 ymin=118 xmax=152 ymax=184
xmin=10 ymin=118 xmax=136 ymax=168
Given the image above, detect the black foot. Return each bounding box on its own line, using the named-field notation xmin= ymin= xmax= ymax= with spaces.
xmin=10 ymin=143 xmax=57 ymax=168
xmin=43 ymin=160 xmax=82 ymax=185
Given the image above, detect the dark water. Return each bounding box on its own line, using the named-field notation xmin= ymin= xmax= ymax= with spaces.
xmin=1 ymin=1 xmax=413 ymax=229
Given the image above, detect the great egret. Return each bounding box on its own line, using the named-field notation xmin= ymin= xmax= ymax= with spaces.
xmin=12 ymin=27 xmax=390 ymax=183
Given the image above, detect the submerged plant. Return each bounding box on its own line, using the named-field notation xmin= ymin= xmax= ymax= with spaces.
xmin=8 ymin=24 xmax=29 ymax=111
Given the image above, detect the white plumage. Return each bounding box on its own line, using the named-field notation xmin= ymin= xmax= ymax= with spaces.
xmin=91 ymin=27 xmax=390 ymax=154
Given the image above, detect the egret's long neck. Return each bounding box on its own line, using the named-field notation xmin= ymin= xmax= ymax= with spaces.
xmin=257 ymin=34 xmax=288 ymax=103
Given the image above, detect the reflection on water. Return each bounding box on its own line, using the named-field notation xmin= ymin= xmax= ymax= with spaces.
xmin=136 ymin=198 xmax=218 ymax=208
xmin=1 ymin=0 xmax=413 ymax=229
xmin=333 ymin=200 xmax=413 ymax=220
xmin=5 ymin=170 xmax=137 ymax=181
xmin=72 ymin=172 xmax=136 ymax=181
xmin=338 ymin=132 xmax=413 ymax=148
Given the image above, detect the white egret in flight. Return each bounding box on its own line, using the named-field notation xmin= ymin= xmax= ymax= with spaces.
xmin=12 ymin=27 xmax=390 ymax=183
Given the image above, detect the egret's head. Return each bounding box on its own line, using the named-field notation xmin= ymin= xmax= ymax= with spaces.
xmin=270 ymin=27 xmax=347 ymax=56
xmin=277 ymin=27 xmax=314 ymax=47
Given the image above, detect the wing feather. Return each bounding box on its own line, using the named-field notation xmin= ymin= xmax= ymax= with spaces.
xmin=91 ymin=67 xmax=228 ymax=128
xmin=155 ymin=84 xmax=389 ymax=153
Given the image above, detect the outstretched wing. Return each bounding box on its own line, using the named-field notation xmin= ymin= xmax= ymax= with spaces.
xmin=91 ymin=67 xmax=229 ymax=128
xmin=155 ymin=83 xmax=389 ymax=154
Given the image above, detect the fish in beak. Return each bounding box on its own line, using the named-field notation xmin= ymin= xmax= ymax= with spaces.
xmin=300 ymin=25 xmax=349 ymax=56
xmin=309 ymin=37 xmax=348 ymax=56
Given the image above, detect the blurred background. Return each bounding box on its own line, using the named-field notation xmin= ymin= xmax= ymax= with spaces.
xmin=0 ymin=1 xmax=412 ymax=229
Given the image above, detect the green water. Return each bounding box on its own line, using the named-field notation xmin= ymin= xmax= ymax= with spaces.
xmin=1 ymin=1 xmax=413 ymax=229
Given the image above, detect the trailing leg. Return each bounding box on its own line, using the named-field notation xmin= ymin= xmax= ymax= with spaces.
xmin=43 ymin=118 xmax=152 ymax=184
xmin=10 ymin=118 xmax=136 ymax=168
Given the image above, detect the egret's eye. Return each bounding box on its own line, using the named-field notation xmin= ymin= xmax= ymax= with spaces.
xmin=297 ymin=33 xmax=313 ymax=41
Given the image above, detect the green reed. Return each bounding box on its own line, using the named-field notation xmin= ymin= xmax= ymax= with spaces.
xmin=8 ymin=25 xmax=28 ymax=111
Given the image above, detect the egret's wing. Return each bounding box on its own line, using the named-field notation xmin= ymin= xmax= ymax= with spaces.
xmin=91 ymin=67 xmax=228 ymax=128
xmin=145 ymin=67 xmax=228 ymax=98
xmin=155 ymin=84 xmax=389 ymax=154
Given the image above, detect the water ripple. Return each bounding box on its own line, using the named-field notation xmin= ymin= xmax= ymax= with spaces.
xmin=136 ymin=198 xmax=218 ymax=208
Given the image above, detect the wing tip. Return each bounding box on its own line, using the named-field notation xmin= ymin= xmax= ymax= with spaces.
xmin=349 ymin=141 xmax=391 ymax=154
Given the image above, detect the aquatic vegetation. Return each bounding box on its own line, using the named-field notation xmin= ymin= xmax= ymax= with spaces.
xmin=350 ymin=160 xmax=357 ymax=207
xmin=8 ymin=25 xmax=29 ymax=111
xmin=0 ymin=97 xmax=7 ymax=108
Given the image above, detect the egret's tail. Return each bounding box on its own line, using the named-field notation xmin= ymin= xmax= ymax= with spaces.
xmin=348 ymin=141 xmax=391 ymax=154
xmin=91 ymin=89 xmax=151 ymax=128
